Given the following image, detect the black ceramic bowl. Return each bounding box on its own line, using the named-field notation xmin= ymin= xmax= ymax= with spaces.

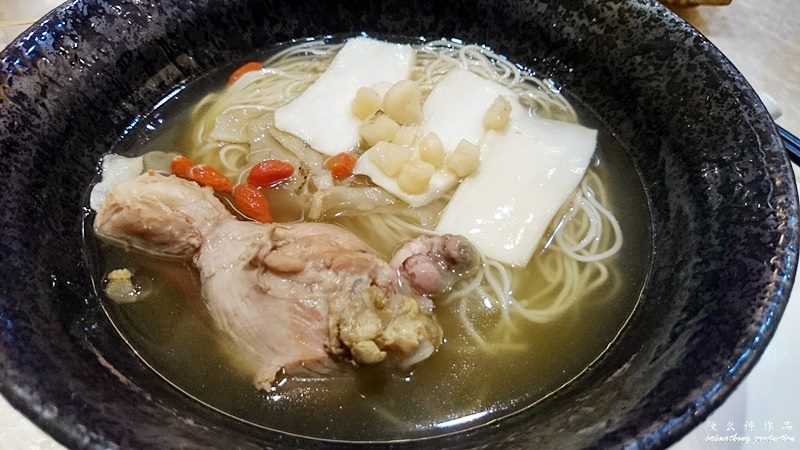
xmin=0 ymin=0 xmax=796 ymax=448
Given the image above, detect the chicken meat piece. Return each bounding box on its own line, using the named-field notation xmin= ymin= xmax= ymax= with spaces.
xmin=95 ymin=172 xmax=443 ymax=388
xmin=391 ymin=234 xmax=479 ymax=296
xmin=95 ymin=173 xmax=229 ymax=257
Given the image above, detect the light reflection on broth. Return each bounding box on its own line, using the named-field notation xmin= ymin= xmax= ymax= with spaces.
xmin=88 ymin=37 xmax=651 ymax=441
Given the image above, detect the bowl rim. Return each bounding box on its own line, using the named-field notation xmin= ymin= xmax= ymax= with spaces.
xmin=0 ymin=0 xmax=797 ymax=448
xmin=632 ymin=5 xmax=798 ymax=447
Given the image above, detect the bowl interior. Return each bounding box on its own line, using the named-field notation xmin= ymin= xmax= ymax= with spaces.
xmin=0 ymin=0 xmax=796 ymax=448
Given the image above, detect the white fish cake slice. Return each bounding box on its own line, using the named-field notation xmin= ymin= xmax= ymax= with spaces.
xmin=274 ymin=37 xmax=415 ymax=155
xmin=436 ymin=114 xmax=597 ymax=266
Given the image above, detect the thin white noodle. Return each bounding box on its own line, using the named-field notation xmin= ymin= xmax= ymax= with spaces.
xmin=218 ymin=144 xmax=250 ymax=173
xmin=186 ymin=38 xmax=622 ymax=350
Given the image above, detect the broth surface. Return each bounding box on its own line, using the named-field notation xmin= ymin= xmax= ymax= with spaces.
xmin=89 ymin=40 xmax=652 ymax=441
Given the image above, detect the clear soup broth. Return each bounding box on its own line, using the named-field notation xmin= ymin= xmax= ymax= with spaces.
xmin=87 ymin=37 xmax=652 ymax=441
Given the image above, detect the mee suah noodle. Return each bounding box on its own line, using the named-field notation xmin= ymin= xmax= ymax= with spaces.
xmin=186 ymin=38 xmax=622 ymax=350
xmin=88 ymin=36 xmax=646 ymax=440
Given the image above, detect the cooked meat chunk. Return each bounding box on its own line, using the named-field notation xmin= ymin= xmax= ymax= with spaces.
xmin=193 ymin=219 xmax=332 ymax=387
xmin=95 ymin=172 xmax=443 ymax=388
xmin=391 ymin=234 xmax=479 ymax=295
xmin=95 ymin=173 xmax=229 ymax=257
xmin=329 ymin=286 xmax=441 ymax=368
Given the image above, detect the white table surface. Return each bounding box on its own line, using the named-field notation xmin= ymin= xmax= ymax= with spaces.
xmin=1 ymin=1 xmax=798 ymax=448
